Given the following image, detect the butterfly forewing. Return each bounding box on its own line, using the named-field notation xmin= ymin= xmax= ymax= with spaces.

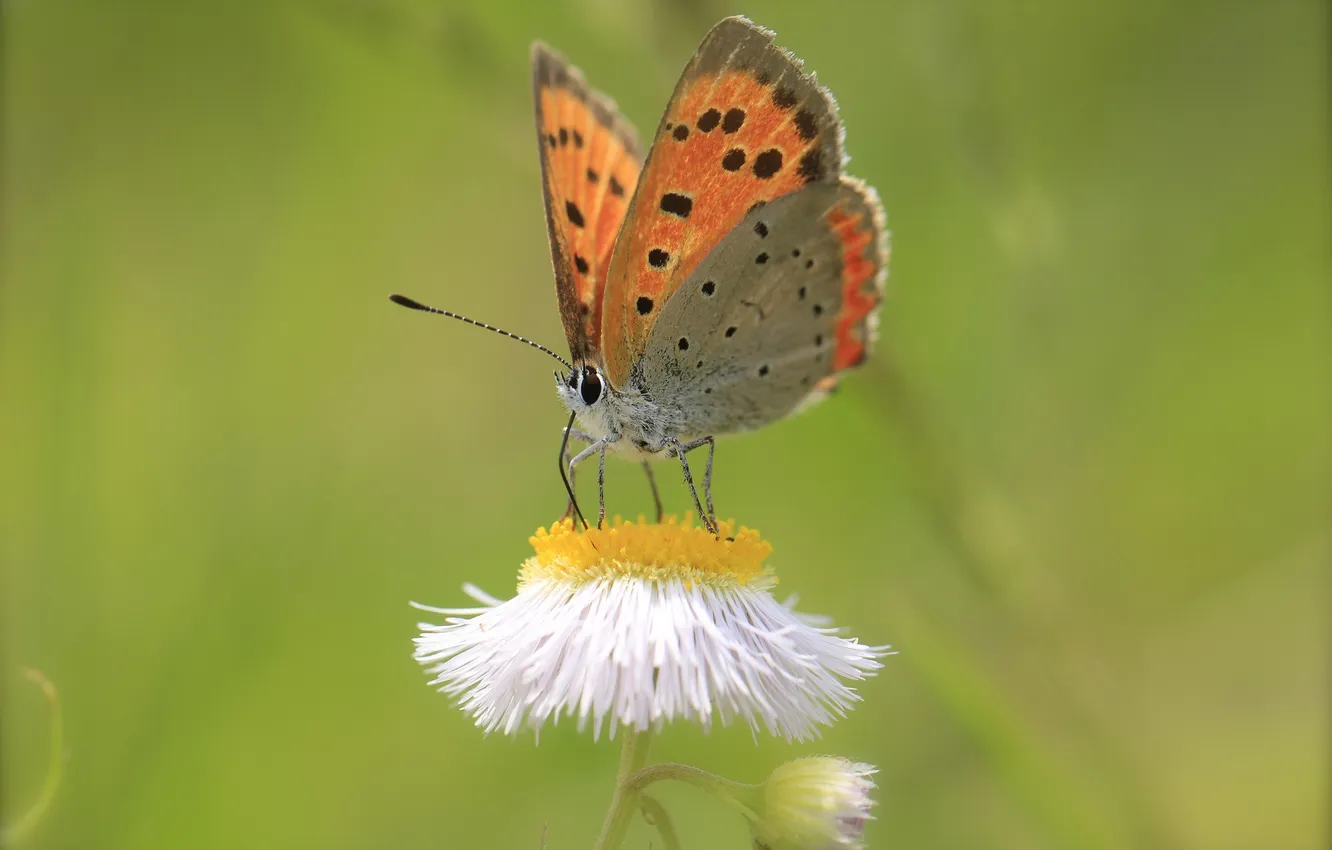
xmin=532 ymin=43 xmax=643 ymax=361
xmin=599 ymin=16 xmax=845 ymax=386
xmin=636 ymin=178 xmax=887 ymax=436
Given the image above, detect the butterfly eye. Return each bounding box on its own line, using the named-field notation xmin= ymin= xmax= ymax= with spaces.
xmin=580 ymin=368 xmax=603 ymax=406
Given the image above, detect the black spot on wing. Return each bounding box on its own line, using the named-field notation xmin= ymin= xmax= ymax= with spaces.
xmin=696 ymin=109 xmax=721 ymax=132
xmin=660 ymin=193 xmax=693 ymax=218
xmin=798 ymin=149 xmax=824 ymax=183
xmin=753 ymin=149 xmax=783 ymax=179
xmin=794 ymin=109 xmax=818 ymax=141
xmin=773 ymin=86 xmax=797 ymax=109
xmin=565 ymin=200 xmax=585 ymax=228
xmin=636 ymin=296 xmax=654 ymax=314
xmin=722 ymin=108 xmax=746 ymax=133
xmin=648 ymin=248 xmax=670 ymax=268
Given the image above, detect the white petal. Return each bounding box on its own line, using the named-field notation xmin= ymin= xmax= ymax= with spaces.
xmin=414 ymin=576 xmax=885 ymax=740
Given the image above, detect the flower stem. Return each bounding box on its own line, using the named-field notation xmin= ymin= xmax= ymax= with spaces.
xmin=625 ymin=762 xmax=761 ymax=822
xmin=638 ymin=794 xmax=680 ymax=850
xmin=1 ymin=670 xmax=64 ymax=845
xmin=592 ymin=729 xmax=653 ymax=850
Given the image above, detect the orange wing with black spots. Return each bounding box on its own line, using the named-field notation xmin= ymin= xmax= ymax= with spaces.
xmin=599 ymin=16 xmax=846 ymax=386
xmin=532 ymin=43 xmax=642 ymax=363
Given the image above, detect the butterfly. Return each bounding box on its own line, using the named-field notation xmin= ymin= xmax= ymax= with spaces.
xmin=396 ymin=16 xmax=887 ymax=533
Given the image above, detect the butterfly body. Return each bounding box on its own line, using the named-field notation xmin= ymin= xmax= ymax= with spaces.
xmin=534 ymin=16 xmax=888 ymax=528
xmin=556 ymin=366 xmax=676 ymax=460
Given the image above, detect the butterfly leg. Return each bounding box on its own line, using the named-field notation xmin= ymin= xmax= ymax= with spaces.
xmin=597 ymin=441 xmax=608 ymax=527
xmin=680 ymin=436 xmax=716 ymax=530
xmin=568 ymin=435 xmax=615 ymax=529
xmin=641 ymin=462 xmax=664 ymax=523
xmin=673 ymin=436 xmax=718 ymax=534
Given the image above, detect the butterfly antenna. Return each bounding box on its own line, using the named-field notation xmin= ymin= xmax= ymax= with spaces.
xmin=389 ymin=294 xmax=572 ymax=370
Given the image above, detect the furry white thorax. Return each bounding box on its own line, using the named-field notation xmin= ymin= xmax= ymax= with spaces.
xmin=555 ymin=364 xmax=687 ymax=459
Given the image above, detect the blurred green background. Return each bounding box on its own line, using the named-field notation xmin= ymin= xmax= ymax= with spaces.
xmin=2 ymin=0 xmax=1327 ymax=848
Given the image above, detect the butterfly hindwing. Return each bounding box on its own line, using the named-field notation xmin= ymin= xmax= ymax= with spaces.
xmin=532 ymin=43 xmax=643 ymax=361
xmin=599 ymin=16 xmax=845 ymax=386
xmin=637 ymin=178 xmax=887 ymax=435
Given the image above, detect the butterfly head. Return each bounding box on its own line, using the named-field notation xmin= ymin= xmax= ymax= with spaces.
xmin=557 ymin=363 xmax=608 ymax=413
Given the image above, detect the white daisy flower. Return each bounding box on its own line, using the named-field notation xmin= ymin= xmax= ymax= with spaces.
xmin=750 ymin=757 xmax=878 ymax=850
xmin=413 ymin=517 xmax=886 ymax=741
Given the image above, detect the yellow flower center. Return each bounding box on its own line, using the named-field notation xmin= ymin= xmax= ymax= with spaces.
xmin=520 ymin=515 xmax=773 ymax=588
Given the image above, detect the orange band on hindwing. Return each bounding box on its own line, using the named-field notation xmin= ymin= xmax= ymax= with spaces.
xmin=825 ymin=199 xmax=884 ymax=371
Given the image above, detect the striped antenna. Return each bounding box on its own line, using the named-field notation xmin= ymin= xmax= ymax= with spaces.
xmin=389 ymin=294 xmax=572 ymax=371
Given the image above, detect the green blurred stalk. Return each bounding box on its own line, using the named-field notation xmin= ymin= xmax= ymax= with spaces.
xmin=592 ymin=729 xmax=653 ymax=850
xmin=1 ymin=670 xmax=64 ymax=846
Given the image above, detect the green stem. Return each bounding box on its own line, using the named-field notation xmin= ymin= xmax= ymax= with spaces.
xmin=637 ymin=794 xmax=681 ymax=850
xmin=1 ymin=670 xmax=64 ymax=846
xmin=592 ymin=729 xmax=653 ymax=850
xmin=625 ymin=762 xmax=761 ymax=822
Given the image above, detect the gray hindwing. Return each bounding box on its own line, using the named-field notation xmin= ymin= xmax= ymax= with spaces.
xmin=634 ymin=182 xmax=880 ymax=437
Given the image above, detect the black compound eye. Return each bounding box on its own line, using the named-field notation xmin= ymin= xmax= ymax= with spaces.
xmin=579 ymin=369 xmax=603 ymax=405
